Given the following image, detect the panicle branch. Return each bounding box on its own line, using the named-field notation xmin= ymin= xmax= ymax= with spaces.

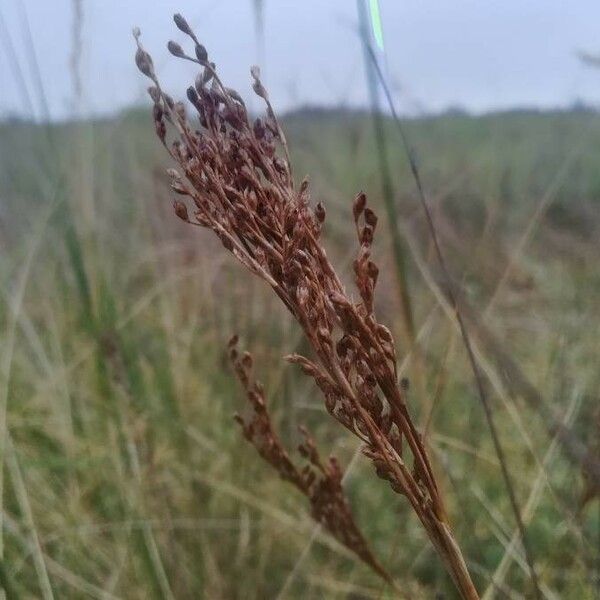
xmin=228 ymin=337 xmax=392 ymax=583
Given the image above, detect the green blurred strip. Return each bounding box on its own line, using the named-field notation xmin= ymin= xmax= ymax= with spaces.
xmin=369 ymin=0 xmax=385 ymax=51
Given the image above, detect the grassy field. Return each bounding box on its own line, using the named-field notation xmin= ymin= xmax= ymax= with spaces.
xmin=0 ymin=106 xmax=599 ymax=598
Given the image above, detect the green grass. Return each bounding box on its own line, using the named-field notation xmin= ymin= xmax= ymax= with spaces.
xmin=0 ymin=107 xmax=599 ymax=598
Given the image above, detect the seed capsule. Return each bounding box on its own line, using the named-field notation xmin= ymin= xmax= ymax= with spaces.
xmin=353 ymin=192 xmax=367 ymax=221
xmin=173 ymin=13 xmax=193 ymax=36
xmin=315 ymin=203 xmax=326 ymax=223
xmin=173 ymin=200 xmax=189 ymax=222
xmin=135 ymin=48 xmax=154 ymax=78
xmin=167 ymin=40 xmax=185 ymax=58
xmin=195 ymin=44 xmax=208 ymax=63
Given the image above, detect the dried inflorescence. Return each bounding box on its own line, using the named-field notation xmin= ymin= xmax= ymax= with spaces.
xmin=134 ymin=14 xmax=478 ymax=599
xmin=228 ymin=337 xmax=391 ymax=582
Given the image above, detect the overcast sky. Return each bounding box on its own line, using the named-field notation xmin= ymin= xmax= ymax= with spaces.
xmin=2 ymin=0 xmax=600 ymax=121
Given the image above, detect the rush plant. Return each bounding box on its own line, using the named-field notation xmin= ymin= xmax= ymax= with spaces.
xmin=133 ymin=14 xmax=479 ymax=598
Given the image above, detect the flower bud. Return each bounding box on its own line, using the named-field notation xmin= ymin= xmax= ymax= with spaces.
xmin=315 ymin=202 xmax=326 ymax=223
xmin=167 ymin=40 xmax=185 ymax=58
xmin=195 ymin=44 xmax=208 ymax=63
xmin=135 ymin=48 xmax=154 ymax=78
xmin=186 ymin=86 xmax=198 ymax=104
xmin=173 ymin=13 xmax=193 ymax=36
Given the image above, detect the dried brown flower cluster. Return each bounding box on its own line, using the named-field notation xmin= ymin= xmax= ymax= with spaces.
xmin=229 ymin=336 xmax=391 ymax=583
xmin=134 ymin=14 xmax=478 ymax=599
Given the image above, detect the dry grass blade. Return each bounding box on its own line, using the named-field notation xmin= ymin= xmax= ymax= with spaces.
xmin=0 ymin=200 xmax=56 ymax=573
xmin=133 ymin=13 xmax=479 ymax=598
xmin=5 ymin=434 xmax=55 ymax=600
xmin=4 ymin=513 xmax=119 ymax=600
xmin=483 ymin=389 xmax=581 ymax=599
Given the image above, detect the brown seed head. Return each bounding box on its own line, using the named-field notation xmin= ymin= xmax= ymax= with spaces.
xmin=134 ymin=23 xmax=471 ymax=592
xmin=173 ymin=200 xmax=189 ymax=222
xmin=364 ymin=207 xmax=378 ymax=228
xmin=315 ymin=202 xmax=326 ymax=223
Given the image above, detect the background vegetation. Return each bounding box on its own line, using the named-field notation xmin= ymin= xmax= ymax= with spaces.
xmin=0 ymin=105 xmax=599 ymax=598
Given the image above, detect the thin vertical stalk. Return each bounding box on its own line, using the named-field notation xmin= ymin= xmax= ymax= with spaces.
xmin=356 ymin=0 xmax=415 ymax=350
xmin=251 ymin=0 xmax=265 ymax=69
xmin=356 ymin=0 xmax=429 ymax=422
xmin=365 ymin=44 xmax=542 ymax=600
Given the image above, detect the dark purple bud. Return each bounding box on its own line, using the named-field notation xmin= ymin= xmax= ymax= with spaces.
xmin=167 ymin=40 xmax=185 ymax=58
xmin=195 ymin=44 xmax=208 ymax=63
xmin=186 ymin=86 xmax=198 ymax=104
xmin=173 ymin=13 xmax=193 ymax=36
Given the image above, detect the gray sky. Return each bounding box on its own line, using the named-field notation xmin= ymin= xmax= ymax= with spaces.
xmin=2 ymin=0 xmax=600 ymax=121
